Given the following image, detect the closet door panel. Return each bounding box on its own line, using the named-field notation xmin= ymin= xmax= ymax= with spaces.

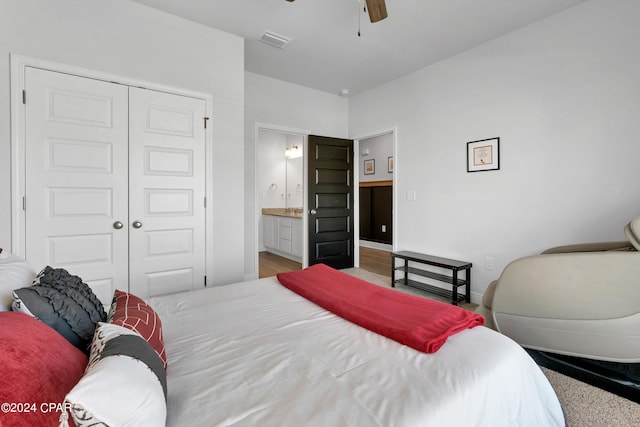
xmin=128 ymin=88 xmax=206 ymax=298
xmin=24 ymin=67 xmax=129 ymax=308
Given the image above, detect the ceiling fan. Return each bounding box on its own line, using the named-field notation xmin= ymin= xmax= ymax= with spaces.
xmin=285 ymin=0 xmax=388 ymax=23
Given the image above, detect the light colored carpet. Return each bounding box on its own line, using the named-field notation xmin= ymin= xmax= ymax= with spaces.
xmin=342 ymin=268 xmax=640 ymax=426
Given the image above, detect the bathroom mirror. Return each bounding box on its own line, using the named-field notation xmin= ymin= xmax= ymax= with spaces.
xmin=285 ymin=154 xmax=303 ymax=209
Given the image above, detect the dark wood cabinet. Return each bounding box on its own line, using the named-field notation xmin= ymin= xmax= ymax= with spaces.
xmin=359 ymin=182 xmax=392 ymax=244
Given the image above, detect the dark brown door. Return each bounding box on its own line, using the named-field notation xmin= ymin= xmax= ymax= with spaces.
xmin=307 ymin=135 xmax=354 ymax=269
xmin=371 ymin=185 xmax=392 ymax=244
xmin=360 ymin=185 xmax=392 ymax=244
xmin=359 ymin=187 xmax=372 ymax=240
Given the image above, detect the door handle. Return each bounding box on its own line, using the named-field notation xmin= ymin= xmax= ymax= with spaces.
xmin=310 ymin=209 xmax=317 ymax=215
xmin=113 ymin=221 xmax=124 ymax=230
xmin=132 ymin=220 xmax=143 ymax=229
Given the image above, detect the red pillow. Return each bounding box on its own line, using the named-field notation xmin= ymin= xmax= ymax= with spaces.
xmin=0 ymin=312 xmax=88 ymax=427
xmin=110 ymin=290 xmax=167 ymax=369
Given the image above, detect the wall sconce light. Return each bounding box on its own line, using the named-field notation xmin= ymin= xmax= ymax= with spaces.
xmin=285 ymin=145 xmax=302 ymax=158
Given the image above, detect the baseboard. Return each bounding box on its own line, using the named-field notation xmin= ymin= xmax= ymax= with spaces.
xmin=359 ymin=240 xmax=392 ymax=251
xmin=263 ymin=249 xmax=302 ymax=264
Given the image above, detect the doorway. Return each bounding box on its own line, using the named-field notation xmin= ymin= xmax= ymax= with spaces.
xmin=357 ymin=130 xmax=395 ymax=277
xmin=257 ymin=128 xmax=305 ymax=277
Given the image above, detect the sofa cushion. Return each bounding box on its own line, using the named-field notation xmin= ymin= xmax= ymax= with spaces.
xmin=0 ymin=311 xmax=88 ymax=427
xmin=12 ymin=266 xmax=106 ymax=352
xmin=0 ymin=250 xmax=36 ymax=311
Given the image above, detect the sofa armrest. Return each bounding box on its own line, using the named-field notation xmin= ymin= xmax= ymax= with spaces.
xmin=492 ymin=251 xmax=640 ymax=321
xmin=626 ymin=220 xmax=640 ymax=250
xmin=542 ymin=241 xmax=634 ymax=254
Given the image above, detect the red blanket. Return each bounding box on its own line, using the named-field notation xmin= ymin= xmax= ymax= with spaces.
xmin=277 ymin=264 xmax=484 ymax=353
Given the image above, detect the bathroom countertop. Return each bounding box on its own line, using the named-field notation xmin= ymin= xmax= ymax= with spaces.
xmin=262 ymin=208 xmax=303 ymax=219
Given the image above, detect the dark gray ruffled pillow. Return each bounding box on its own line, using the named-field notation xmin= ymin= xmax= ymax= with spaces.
xmin=12 ymin=266 xmax=106 ymax=352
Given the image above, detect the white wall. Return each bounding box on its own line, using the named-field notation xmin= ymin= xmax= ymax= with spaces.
xmin=245 ymin=72 xmax=348 ymax=278
xmin=359 ymin=133 xmax=394 ymax=182
xmin=349 ymin=0 xmax=640 ymax=302
xmin=0 ymin=0 xmax=246 ymax=285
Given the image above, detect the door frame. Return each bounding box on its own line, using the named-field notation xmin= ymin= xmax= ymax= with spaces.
xmin=9 ymin=54 xmax=214 ymax=279
xmin=352 ymin=126 xmax=398 ymax=266
xmin=254 ymin=122 xmax=310 ymax=277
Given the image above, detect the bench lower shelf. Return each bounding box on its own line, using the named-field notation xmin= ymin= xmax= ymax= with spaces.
xmin=394 ymin=278 xmax=467 ymax=303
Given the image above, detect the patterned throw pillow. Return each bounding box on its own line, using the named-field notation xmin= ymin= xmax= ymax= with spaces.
xmin=109 ymin=289 xmax=167 ymax=369
xmin=64 ymin=322 xmax=167 ymax=427
xmin=12 ymin=266 xmax=106 ymax=352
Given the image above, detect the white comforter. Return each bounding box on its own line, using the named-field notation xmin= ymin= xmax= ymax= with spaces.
xmin=148 ymin=277 xmax=564 ymax=427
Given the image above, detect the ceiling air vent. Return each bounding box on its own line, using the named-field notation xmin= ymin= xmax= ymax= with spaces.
xmin=259 ymin=31 xmax=291 ymax=49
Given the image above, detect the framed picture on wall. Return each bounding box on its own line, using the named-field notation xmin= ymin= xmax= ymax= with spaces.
xmin=467 ymin=137 xmax=500 ymax=172
xmin=364 ymin=159 xmax=375 ymax=175
xmin=388 ymin=157 xmax=394 ymax=173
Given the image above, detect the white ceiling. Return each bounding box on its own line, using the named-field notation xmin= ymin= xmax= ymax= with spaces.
xmin=130 ymin=0 xmax=586 ymax=96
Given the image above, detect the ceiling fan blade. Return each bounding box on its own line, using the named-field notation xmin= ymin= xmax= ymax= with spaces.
xmin=286 ymin=0 xmax=388 ymax=23
xmin=365 ymin=0 xmax=388 ymax=23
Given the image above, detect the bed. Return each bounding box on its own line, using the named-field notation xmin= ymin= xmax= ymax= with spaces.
xmin=149 ymin=269 xmax=564 ymax=426
xmin=0 ymin=252 xmax=564 ymax=426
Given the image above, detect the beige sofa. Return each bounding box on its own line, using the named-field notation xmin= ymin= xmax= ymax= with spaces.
xmin=476 ymin=215 xmax=640 ymax=363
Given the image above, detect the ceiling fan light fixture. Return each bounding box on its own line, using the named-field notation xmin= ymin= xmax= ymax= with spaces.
xmin=259 ymin=31 xmax=292 ymax=49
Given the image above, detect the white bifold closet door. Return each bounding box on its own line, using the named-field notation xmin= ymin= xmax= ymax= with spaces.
xmin=24 ymin=67 xmax=205 ymax=305
xmin=128 ymin=87 xmax=205 ymax=298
